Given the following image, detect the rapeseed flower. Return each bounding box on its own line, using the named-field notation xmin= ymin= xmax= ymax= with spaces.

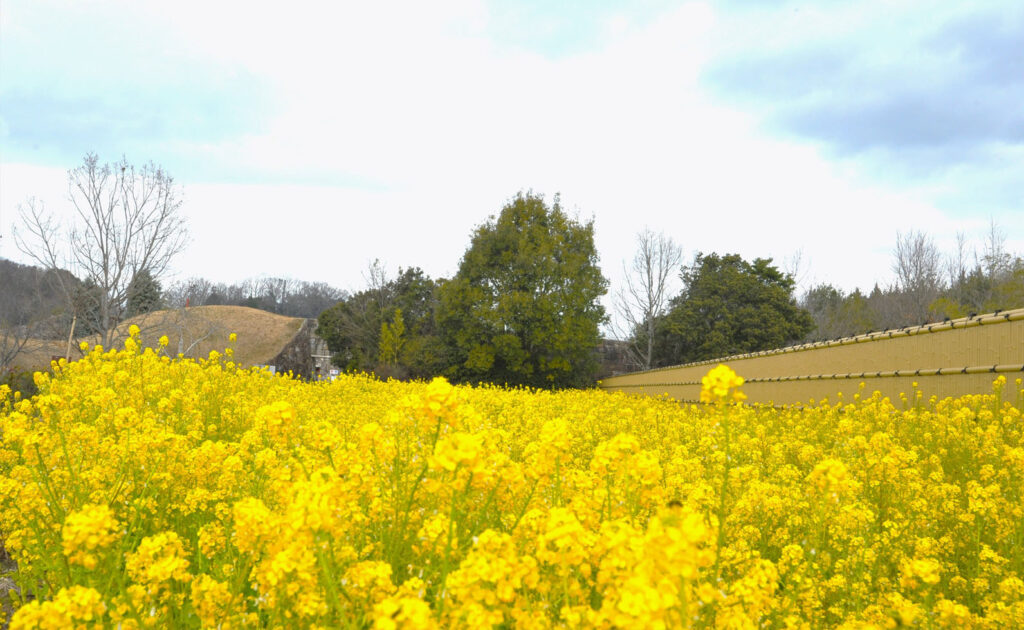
xmin=3 ymin=346 xmax=1023 ymax=627
xmin=61 ymin=503 xmax=121 ymax=569
xmin=700 ymin=364 xmax=746 ymax=403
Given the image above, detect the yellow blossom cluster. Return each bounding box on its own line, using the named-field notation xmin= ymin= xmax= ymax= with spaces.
xmin=2 ymin=333 xmax=1024 ymax=627
xmin=700 ymin=364 xmax=746 ymax=403
xmin=60 ymin=503 xmax=121 ymax=570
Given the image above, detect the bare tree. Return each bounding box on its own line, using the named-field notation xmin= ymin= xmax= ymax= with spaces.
xmin=946 ymin=231 xmax=969 ymax=293
xmin=14 ymin=154 xmax=189 ymax=348
xmin=165 ymin=274 xmax=344 ymax=317
xmin=169 ymin=307 xmax=224 ymax=358
xmin=364 ymin=259 xmax=390 ymax=319
xmin=285 ymin=281 xmax=345 ymax=318
xmin=0 ymin=321 xmax=32 ymax=375
xmin=164 ymin=277 xmax=215 ymax=309
xmin=892 ymin=230 xmax=944 ymax=326
xmin=258 ymin=276 xmax=296 ymax=313
xmin=980 ymin=217 xmax=1012 ymax=281
xmin=613 ymin=229 xmax=683 ymax=370
xmin=783 ymin=248 xmax=808 ymax=290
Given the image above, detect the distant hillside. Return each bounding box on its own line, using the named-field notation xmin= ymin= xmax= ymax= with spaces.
xmin=0 ymin=257 xmax=79 ymax=334
xmin=10 ymin=305 xmax=305 ymax=371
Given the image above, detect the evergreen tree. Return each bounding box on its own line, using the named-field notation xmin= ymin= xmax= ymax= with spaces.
xmin=657 ymin=253 xmax=813 ymax=364
xmin=126 ymin=270 xmax=163 ymax=317
xmin=437 ymin=192 xmax=608 ymax=388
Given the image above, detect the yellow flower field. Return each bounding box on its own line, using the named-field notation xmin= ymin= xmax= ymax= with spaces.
xmin=1 ymin=332 xmax=1023 ymax=628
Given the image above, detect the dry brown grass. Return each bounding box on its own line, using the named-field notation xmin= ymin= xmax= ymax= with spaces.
xmin=7 ymin=338 xmax=67 ymax=372
xmin=8 ymin=306 xmax=304 ymax=372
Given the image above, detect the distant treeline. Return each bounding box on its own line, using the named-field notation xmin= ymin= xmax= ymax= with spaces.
xmin=799 ymin=227 xmax=1024 ymax=341
xmin=4 ymin=210 xmax=1023 ymax=387
xmin=612 ymin=224 xmax=1024 ymax=373
xmin=0 ymin=261 xmax=344 ymax=332
xmin=162 ymin=276 xmax=346 ymax=320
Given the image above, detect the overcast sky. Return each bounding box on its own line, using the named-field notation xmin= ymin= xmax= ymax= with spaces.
xmin=2 ymin=0 xmax=1022 ymax=320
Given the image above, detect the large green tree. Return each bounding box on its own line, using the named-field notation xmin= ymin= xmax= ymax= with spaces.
xmin=655 ymin=253 xmax=813 ymax=364
xmin=438 ymin=192 xmax=608 ymax=388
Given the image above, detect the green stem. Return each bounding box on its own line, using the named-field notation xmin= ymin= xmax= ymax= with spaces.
xmin=712 ymin=403 xmax=732 ymax=583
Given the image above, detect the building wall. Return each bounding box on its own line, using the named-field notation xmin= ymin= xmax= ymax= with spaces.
xmin=270 ymin=319 xmax=314 ymax=379
xmin=599 ymin=308 xmax=1024 ymax=405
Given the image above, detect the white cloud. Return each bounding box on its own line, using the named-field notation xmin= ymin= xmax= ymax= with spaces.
xmin=4 ymin=0 xmax=1021 ymax=333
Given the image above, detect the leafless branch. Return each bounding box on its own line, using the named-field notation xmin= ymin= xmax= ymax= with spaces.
xmin=612 ymin=228 xmax=682 ymax=370
xmin=892 ymin=230 xmax=944 ymax=326
xmin=15 ymin=154 xmax=189 ymax=348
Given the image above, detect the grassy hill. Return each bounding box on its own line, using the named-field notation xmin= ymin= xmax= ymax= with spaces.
xmin=10 ymin=305 xmax=305 ymax=371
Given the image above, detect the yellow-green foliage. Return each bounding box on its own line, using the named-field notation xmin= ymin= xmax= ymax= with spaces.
xmin=1 ymin=331 xmax=1023 ymax=628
